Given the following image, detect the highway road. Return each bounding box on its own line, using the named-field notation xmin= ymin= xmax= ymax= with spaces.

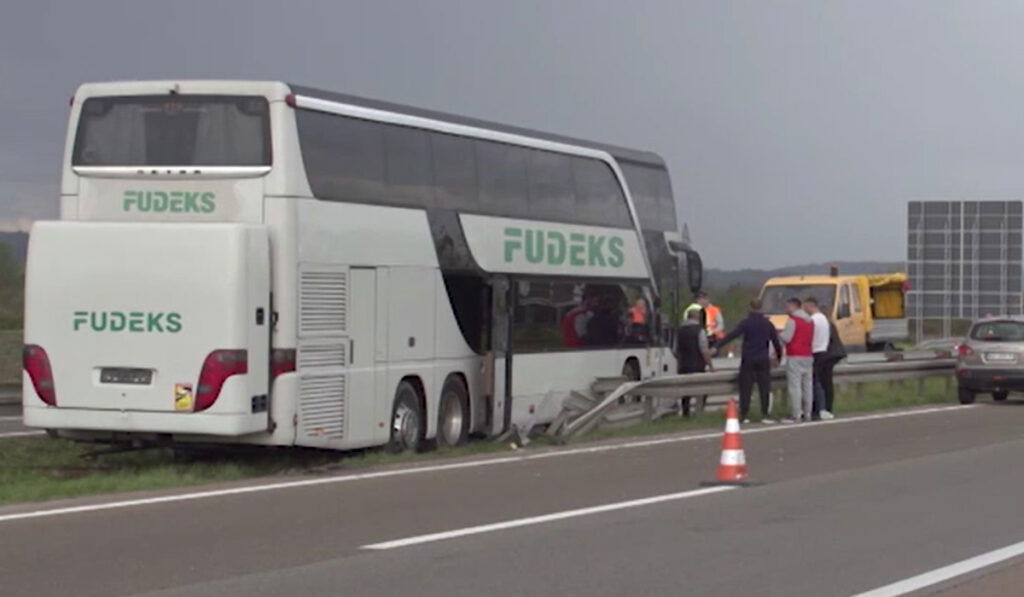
xmin=2 ymin=402 xmax=1024 ymax=596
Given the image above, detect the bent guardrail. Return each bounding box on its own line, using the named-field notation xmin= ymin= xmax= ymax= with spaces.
xmin=556 ymin=357 xmax=956 ymax=438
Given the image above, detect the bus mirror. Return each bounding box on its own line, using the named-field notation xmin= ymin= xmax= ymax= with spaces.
xmin=684 ymin=250 xmax=703 ymax=294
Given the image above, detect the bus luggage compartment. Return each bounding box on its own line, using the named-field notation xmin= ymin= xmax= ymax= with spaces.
xmin=22 ymin=221 xmax=270 ymax=436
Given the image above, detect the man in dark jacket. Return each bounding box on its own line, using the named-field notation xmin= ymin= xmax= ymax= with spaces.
xmin=718 ymin=299 xmax=784 ymax=424
xmin=676 ymin=309 xmax=713 ymax=416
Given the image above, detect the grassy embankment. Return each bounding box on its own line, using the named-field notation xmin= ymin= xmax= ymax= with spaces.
xmin=0 ymin=376 xmax=956 ymax=506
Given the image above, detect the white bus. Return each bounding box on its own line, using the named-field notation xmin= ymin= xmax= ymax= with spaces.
xmin=23 ymin=80 xmax=702 ymax=451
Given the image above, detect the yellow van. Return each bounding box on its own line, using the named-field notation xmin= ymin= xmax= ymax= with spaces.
xmin=759 ymin=272 xmax=908 ymax=352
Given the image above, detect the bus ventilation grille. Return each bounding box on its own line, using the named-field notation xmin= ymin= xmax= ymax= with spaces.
xmin=299 ymin=269 xmax=348 ymax=336
xmin=298 ymin=374 xmax=346 ymax=440
xmin=297 ymin=343 xmax=348 ymax=369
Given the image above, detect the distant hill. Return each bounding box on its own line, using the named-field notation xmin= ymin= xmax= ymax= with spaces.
xmin=0 ymin=232 xmax=28 ymax=265
xmin=705 ymin=261 xmax=904 ymax=290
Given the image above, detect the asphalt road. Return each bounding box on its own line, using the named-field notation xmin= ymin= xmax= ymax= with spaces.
xmin=2 ymin=402 xmax=1024 ymax=596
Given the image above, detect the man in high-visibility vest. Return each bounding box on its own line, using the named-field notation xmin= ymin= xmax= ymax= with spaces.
xmin=683 ymin=292 xmax=710 ymax=332
xmin=705 ymin=301 xmax=725 ymax=345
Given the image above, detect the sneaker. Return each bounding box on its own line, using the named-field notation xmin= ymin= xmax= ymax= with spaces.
xmin=781 ymin=417 xmax=797 ymax=424
xmin=820 ymin=410 xmax=835 ymax=420
xmin=760 ymin=418 xmax=777 ymax=425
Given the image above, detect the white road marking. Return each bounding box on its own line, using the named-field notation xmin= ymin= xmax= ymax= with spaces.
xmin=0 ymin=416 xmax=24 ymax=421
xmin=853 ymin=539 xmax=1024 ymax=596
xmin=362 ymin=486 xmax=737 ymax=550
xmin=0 ymin=404 xmax=973 ymax=524
xmin=0 ymin=431 xmax=43 ymax=439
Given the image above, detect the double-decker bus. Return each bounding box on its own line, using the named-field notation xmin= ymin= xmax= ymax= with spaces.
xmin=22 ymin=80 xmax=702 ymax=451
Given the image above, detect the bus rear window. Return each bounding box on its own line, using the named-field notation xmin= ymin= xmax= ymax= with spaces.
xmin=970 ymin=321 xmax=1024 ymax=342
xmin=72 ymin=95 xmax=271 ymax=167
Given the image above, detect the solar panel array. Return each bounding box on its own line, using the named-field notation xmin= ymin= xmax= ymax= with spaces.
xmin=906 ymin=201 xmax=1023 ymax=320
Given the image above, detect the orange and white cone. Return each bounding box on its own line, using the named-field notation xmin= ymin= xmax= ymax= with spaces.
xmin=704 ymin=399 xmax=750 ymax=485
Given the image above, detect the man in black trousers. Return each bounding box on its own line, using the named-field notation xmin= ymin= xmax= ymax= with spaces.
xmin=676 ymin=309 xmax=714 ymax=416
xmin=718 ymin=299 xmax=784 ymax=424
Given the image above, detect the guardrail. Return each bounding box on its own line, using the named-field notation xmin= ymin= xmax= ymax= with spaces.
xmin=557 ymin=356 xmax=956 ymax=438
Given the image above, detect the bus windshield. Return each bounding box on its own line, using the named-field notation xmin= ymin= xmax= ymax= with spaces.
xmin=72 ymin=95 xmax=271 ymax=167
xmin=760 ymin=284 xmax=837 ymax=314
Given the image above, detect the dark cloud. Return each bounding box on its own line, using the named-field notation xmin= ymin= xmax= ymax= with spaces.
xmin=3 ymin=0 xmax=1024 ymax=266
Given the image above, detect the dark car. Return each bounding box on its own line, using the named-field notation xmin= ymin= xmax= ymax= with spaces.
xmin=956 ymin=317 xmax=1024 ymax=404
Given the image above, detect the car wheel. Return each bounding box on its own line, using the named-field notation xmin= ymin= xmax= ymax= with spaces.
xmin=993 ymin=391 xmax=1009 ymax=402
xmin=958 ymin=387 xmax=976 ymax=405
xmin=388 ymin=381 xmax=424 ymax=453
xmin=437 ymin=376 xmax=470 ymax=448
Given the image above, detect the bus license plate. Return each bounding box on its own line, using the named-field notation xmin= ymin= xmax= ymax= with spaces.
xmin=100 ymin=368 xmax=153 ymax=385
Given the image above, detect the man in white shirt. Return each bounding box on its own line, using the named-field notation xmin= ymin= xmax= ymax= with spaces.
xmin=804 ymin=297 xmax=835 ymax=420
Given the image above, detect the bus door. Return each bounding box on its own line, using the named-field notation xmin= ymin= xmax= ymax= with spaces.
xmin=295 ymin=266 xmax=378 ymax=448
xmin=487 ymin=276 xmax=512 ymax=437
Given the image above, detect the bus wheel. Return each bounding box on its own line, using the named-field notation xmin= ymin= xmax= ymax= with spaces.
xmin=437 ymin=376 xmax=470 ymax=448
xmin=388 ymin=381 xmax=424 ymax=453
xmin=622 ymin=359 xmax=641 ymax=382
xmin=622 ymin=359 xmax=642 ymax=404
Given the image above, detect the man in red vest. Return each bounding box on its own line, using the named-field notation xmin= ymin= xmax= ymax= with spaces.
xmin=780 ymin=297 xmax=814 ymax=423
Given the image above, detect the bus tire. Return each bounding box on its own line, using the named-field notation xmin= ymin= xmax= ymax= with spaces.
xmin=388 ymin=380 xmax=425 ymax=453
xmin=437 ymin=375 xmax=470 ymax=448
xmin=622 ymin=358 xmax=641 ymax=382
xmin=993 ymin=391 xmax=1009 ymax=402
xmin=622 ymin=358 xmax=642 ymax=404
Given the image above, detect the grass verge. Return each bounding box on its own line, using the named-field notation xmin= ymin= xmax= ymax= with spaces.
xmin=0 ymin=377 xmax=955 ymax=506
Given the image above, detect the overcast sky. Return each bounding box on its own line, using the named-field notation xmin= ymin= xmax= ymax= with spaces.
xmin=3 ymin=0 xmax=1024 ymax=268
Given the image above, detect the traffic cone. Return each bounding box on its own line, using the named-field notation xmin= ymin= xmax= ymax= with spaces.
xmin=702 ymin=399 xmax=751 ymax=486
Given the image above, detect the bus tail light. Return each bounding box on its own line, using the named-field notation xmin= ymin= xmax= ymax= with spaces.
xmin=195 ymin=349 xmax=248 ymax=412
xmin=271 ymin=348 xmax=296 ymax=381
xmin=23 ymin=344 xmax=57 ymax=406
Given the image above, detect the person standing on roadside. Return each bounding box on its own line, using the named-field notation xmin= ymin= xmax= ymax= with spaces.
xmin=780 ymin=297 xmax=814 ymax=423
xmin=718 ymin=299 xmax=783 ymax=425
xmin=804 ymin=297 xmax=835 ymax=421
xmin=683 ymin=292 xmax=710 ymax=336
xmin=676 ymin=309 xmax=714 ymax=417
xmin=705 ymin=299 xmax=725 ymax=347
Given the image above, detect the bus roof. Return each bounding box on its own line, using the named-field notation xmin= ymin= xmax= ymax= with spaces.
xmin=74 ymin=80 xmax=668 ymax=170
xmin=74 ymin=80 xmax=291 ymax=102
